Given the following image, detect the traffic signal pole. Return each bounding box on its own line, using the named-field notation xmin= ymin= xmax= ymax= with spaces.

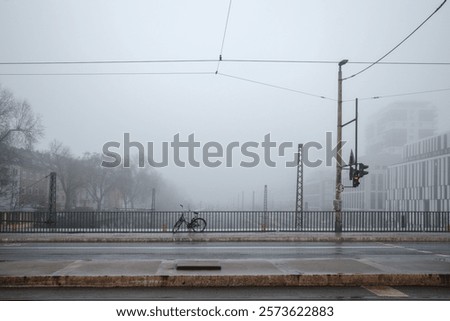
xmin=355 ymin=98 xmax=358 ymax=166
xmin=334 ymin=60 xmax=347 ymax=233
xmin=343 ymin=98 xmax=369 ymax=187
xmin=343 ymin=99 xmax=359 ymax=187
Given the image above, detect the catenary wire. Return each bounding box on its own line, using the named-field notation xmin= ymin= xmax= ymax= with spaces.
xmin=224 ymin=59 xmax=450 ymax=65
xmin=7 ymin=174 xmax=50 ymax=196
xmin=1 ymin=58 xmax=450 ymax=66
xmin=218 ymin=72 xmax=336 ymax=101
xmin=3 ymin=68 xmax=447 ymax=103
xmin=0 ymin=71 xmax=216 ymax=76
xmin=343 ymin=0 xmax=447 ymax=80
xmin=216 ymin=0 xmax=233 ymax=73
xmin=344 ymin=87 xmax=450 ymax=102
xmin=0 ymin=59 xmax=218 ymax=65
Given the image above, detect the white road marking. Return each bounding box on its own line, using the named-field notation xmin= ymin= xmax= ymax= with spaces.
xmin=382 ymin=243 xmax=448 ymax=257
xmin=436 ymin=254 xmax=450 ymax=257
xmin=363 ymin=286 xmax=409 ymax=298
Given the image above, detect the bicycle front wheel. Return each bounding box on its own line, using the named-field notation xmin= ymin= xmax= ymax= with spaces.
xmin=172 ymin=219 xmax=183 ymax=233
xmin=191 ymin=218 xmax=206 ymax=232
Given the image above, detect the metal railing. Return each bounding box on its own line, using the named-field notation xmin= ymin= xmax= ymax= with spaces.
xmin=0 ymin=210 xmax=449 ymax=233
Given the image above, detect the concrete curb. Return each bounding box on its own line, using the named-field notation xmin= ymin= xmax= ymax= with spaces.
xmin=1 ymin=274 xmax=449 ymax=288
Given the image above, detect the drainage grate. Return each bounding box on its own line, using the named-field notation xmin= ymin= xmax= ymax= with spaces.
xmin=176 ymin=260 xmax=222 ymax=271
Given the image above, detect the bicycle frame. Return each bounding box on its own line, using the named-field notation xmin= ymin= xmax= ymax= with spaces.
xmin=173 ymin=206 xmax=206 ymax=233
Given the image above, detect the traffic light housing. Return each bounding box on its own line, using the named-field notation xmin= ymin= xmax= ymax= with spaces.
xmin=348 ymin=162 xmax=369 ymax=188
xmin=352 ymin=170 xmax=360 ymax=187
xmin=346 ymin=150 xmax=369 ymax=188
xmin=358 ymin=163 xmax=369 ymax=178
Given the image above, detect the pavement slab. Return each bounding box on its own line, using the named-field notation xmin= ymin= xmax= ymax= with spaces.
xmin=51 ymin=260 xmax=162 ymax=276
xmin=0 ymin=260 xmax=74 ymax=276
xmin=1 ymin=233 xmax=449 ymax=288
xmin=275 ymin=258 xmax=384 ymax=274
xmin=0 ymin=258 xmax=449 ymax=287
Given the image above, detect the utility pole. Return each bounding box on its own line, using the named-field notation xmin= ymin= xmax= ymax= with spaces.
xmin=334 ymin=59 xmax=348 ymax=233
xmin=295 ymin=144 xmax=304 ymax=229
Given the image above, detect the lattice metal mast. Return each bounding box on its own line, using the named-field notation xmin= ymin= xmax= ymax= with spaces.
xmin=295 ymin=144 xmax=304 ymax=229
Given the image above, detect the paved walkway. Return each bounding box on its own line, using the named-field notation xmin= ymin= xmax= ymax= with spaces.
xmin=1 ymin=232 xmax=449 ymax=288
xmin=1 ymin=256 xmax=449 ymax=287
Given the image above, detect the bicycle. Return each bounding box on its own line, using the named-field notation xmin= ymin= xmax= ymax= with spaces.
xmin=172 ymin=205 xmax=207 ymax=233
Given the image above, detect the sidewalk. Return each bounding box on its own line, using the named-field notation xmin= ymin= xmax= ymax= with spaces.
xmin=1 ymin=232 xmax=449 ymax=288
xmin=2 ymin=231 xmax=450 ymax=243
xmin=1 ymin=256 xmax=449 ymax=288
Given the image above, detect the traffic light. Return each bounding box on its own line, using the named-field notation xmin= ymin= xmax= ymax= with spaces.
xmin=358 ymin=163 xmax=369 ymax=178
xmin=347 ymin=152 xmax=368 ymax=188
xmin=352 ymin=170 xmax=360 ymax=187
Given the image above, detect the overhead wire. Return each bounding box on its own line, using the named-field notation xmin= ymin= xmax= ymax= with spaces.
xmin=1 ymin=58 xmax=450 ymax=66
xmin=0 ymin=71 xmax=216 ymax=76
xmin=0 ymin=59 xmax=217 ymax=65
xmin=224 ymin=59 xmax=450 ymax=66
xmin=345 ymin=87 xmax=450 ymax=102
xmin=1 ymin=69 xmax=448 ymax=103
xmin=218 ymin=72 xmax=336 ymax=101
xmin=0 ymin=1 xmax=448 ymax=101
xmin=7 ymin=174 xmax=50 ymax=196
xmin=343 ymin=0 xmax=448 ymax=80
xmin=216 ymin=0 xmax=233 ymax=73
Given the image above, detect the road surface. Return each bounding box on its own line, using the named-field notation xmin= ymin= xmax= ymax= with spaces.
xmin=1 ymin=241 xmax=449 ymax=261
xmin=1 ymin=286 xmax=450 ymax=300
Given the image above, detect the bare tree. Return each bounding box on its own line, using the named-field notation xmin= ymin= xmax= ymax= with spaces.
xmin=45 ymin=141 xmax=87 ymax=210
xmin=0 ymin=85 xmax=43 ymax=149
xmin=114 ymin=165 xmax=157 ymax=210
xmin=83 ymin=152 xmax=116 ymax=210
xmin=114 ymin=166 xmax=138 ymax=210
xmin=0 ymin=85 xmax=44 ymax=203
xmin=132 ymin=168 xmax=159 ymax=209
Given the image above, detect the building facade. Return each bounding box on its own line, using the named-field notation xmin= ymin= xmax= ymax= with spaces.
xmin=0 ymin=149 xmax=64 ymax=211
xmin=342 ymin=101 xmax=438 ymax=211
xmin=365 ymin=101 xmax=436 ymax=159
xmin=343 ymin=164 xmax=387 ymax=211
xmin=386 ymin=131 xmax=450 ymax=211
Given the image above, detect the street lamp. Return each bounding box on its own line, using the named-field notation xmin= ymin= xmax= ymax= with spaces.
xmin=334 ymin=59 xmax=348 ymax=233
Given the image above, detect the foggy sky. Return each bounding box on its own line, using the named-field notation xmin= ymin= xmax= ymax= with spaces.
xmin=0 ymin=0 xmax=449 ymax=209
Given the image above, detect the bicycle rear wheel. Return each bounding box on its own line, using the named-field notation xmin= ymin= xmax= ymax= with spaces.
xmin=191 ymin=218 xmax=206 ymax=232
xmin=172 ymin=219 xmax=183 ymax=233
